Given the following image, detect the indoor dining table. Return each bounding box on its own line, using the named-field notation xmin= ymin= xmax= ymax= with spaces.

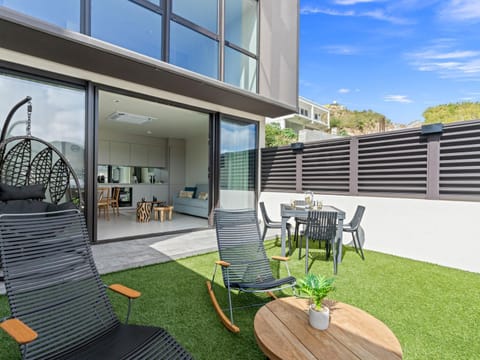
xmin=280 ymin=203 xmax=346 ymax=274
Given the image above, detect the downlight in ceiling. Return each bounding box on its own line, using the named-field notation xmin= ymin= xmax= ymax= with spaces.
xmin=107 ymin=111 xmax=156 ymax=125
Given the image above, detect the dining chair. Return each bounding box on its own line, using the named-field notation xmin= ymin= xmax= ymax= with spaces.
xmin=343 ymin=205 xmax=366 ymax=260
xmin=109 ymin=187 xmax=121 ymax=216
xmin=302 ymin=210 xmax=338 ymax=274
xmin=97 ymin=187 xmax=110 ymax=220
xmin=259 ymin=202 xmax=292 ymax=249
xmin=293 ymin=200 xmax=307 ymax=246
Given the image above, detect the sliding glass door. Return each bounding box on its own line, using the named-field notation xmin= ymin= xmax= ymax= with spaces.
xmin=219 ymin=116 xmax=257 ymax=209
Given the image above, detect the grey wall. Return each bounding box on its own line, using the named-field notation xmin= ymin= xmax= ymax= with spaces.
xmin=259 ymin=0 xmax=299 ymax=110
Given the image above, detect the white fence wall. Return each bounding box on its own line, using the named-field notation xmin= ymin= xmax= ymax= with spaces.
xmin=260 ymin=192 xmax=480 ymax=274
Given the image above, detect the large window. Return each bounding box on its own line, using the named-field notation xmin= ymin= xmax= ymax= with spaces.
xmin=225 ymin=0 xmax=257 ymax=55
xmin=2 ymin=0 xmax=259 ymax=92
xmin=219 ymin=117 xmax=257 ymax=209
xmin=224 ymin=0 xmax=258 ymax=92
xmin=0 ymin=0 xmax=81 ymax=31
xmin=172 ymin=0 xmax=218 ymax=34
xmin=0 ymin=72 xmax=86 ymax=189
xmin=169 ymin=22 xmax=218 ymax=79
xmin=91 ymin=0 xmax=162 ymax=60
xmin=225 ymin=46 xmax=257 ymax=92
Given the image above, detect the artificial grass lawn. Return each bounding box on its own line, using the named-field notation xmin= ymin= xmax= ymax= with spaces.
xmin=1 ymin=239 xmax=479 ymax=359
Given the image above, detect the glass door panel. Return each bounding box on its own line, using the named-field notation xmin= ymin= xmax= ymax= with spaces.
xmin=219 ymin=116 xmax=257 ymax=209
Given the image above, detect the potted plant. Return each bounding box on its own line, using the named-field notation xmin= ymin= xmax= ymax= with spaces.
xmin=297 ymin=273 xmax=335 ymax=330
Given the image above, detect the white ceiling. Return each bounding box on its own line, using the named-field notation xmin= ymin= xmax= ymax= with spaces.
xmin=98 ymin=90 xmax=209 ymax=139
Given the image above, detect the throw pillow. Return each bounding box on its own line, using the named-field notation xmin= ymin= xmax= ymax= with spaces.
xmin=179 ymin=190 xmax=194 ymax=198
xmin=184 ymin=186 xmax=197 ymax=198
xmin=198 ymin=192 xmax=208 ymax=200
xmin=0 ymin=183 xmax=46 ymax=201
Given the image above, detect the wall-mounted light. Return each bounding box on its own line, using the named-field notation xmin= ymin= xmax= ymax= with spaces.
xmin=421 ymin=123 xmax=443 ymax=135
xmin=291 ymin=142 xmax=304 ymax=153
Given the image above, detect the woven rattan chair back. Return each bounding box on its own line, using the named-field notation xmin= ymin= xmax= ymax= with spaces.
xmin=0 ymin=97 xmax=82 ymax=206
xmin=0 ymin=210 xmax=118 ymax=359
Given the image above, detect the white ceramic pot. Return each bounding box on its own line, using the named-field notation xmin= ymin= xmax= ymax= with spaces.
xmin=309 ymin=304 xmax=330 ymax=330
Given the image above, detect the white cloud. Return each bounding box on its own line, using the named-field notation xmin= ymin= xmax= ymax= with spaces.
xmin=334 ymin=0 xmax=382 ymax=4
xmin=407 ymin=43 xmax=480 ymax=79
xmin=384 ymin=95 xmax=413 ymax=103
xmin=439 ymin=0 xmax=480 ymax=22
xmin=338 ymin=88 xmax=351 ymax=94
xmin=323 ymin=45 xmax=359 ymax=55
xmin=300 ymin=6 xmax=411 ymax=24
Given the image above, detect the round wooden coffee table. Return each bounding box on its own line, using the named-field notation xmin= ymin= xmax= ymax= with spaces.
xmin=254 ymin=297 xmax=402 ymax=359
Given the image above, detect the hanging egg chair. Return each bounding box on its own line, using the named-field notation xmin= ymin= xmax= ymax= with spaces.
xmin=0 ymin=96 xmax=83 ymax=207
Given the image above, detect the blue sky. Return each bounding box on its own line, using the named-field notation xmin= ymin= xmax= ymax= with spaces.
xmin=299 ymin=0 xmax=480 ymax=124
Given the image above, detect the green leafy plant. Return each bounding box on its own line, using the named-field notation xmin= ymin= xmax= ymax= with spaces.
xmin=296 ymin=274 xmax=335 ymax=309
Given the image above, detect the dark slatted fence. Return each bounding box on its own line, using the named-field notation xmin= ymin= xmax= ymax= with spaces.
xmin=261 ymin=119 xmax=480 ymax=201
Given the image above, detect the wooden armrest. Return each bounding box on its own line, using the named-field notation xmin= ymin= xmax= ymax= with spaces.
xmin=0 ymin=318 xmax=38 ymax=345
xmin=108 ymin=284 xmax=141 ymax=299
xmin=215 ymin=260 xmax=231 ymax=267
xmin=272 ymin=256 xmax=289 ymax=262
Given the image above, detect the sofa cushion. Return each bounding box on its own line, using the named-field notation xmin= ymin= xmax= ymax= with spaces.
xmin=0 ymin=183 xmax=46 ymax=201
xmin=195 ymin=184 xmax=208 ymax=198
xmin=0 ymin=199 xmax=50 ymax=214
xmin=179 ymin=190 xmax=194 ymax=198
xmin=184 ymin=186 xmax=197 ymax=198
xmin=198 ymin=192 xmax=208 ymax=200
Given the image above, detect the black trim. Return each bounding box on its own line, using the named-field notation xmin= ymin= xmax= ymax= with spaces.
xmin=171 ymin=14 xmax=219 ymax=41
xmin=86 ymin=82 xmax=96 ymax=242
xmin=225 ymin=41 xmax=257 ymax=60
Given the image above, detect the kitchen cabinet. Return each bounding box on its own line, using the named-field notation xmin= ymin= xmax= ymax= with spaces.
xmin=130 ymin=144 xmax=148 ymax=166
xmin=132 ymin=184 xmax=169 ymax=205
xmin=148 ymin=144 xmax=166 ymax=168
xmin=98 ymin=140 xmax=110 ymax=164
xmin=110 ymin=141 xmax=130 ymax=165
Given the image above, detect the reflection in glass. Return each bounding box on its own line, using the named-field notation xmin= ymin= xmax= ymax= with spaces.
xmin=91 ymin=0 xmax=162 ymax=60
xmin=219 ymin=117 xmax=257 ymax=209
xmin=225 ymin=47 xmax=257 ymax=92
xmin=0 ymin=72 xmax=86 ymax=188
xmin=170 ymin=22 xmax=219 ymax=79
xmin=1 ymin=0 xmax=81 ymax=31
xmin=225 ymin=0 xmax=258 ymax=54
xmin=172 ymin=0 xmax=218 ymax=34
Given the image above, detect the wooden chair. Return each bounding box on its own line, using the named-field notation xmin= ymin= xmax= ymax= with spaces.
xmin=97 ymin=187 xmax=110 ymax=220
xmin=108 ymin=187 xmax=120 ymax=216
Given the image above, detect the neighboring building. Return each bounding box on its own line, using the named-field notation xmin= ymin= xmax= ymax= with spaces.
xmin=267 ymin=96 xmax=333 ymax=142
xmin=0 ymin=0 xmax=299 ymax=241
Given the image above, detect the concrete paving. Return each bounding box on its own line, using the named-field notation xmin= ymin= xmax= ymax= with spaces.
xmin=0 ymin=229 xmax=218 ymax=295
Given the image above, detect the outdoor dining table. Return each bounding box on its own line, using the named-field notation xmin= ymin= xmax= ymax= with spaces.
xmin=280 ymin=204 xmax=346 ymax=274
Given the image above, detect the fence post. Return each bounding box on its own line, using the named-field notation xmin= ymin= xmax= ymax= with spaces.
xmin=296 ymin=152 xmax=303 ymax=192
xmin=426 ymin=133 xmax=441 ymax=199
xmin=349 ymin=137 xmax=358 ymax=195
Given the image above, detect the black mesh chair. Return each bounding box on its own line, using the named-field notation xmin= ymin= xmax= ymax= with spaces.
xmin=0 ymin=210 xmax=192 ymax=359
xmin=343 ymin=205 xmax=366 ymax=260
xmin=301 ymin=210 xmax=338 ymax=274
xmin=259 ymin=201 xmax=292 ymax=250
xmin=206 ymin=208 xmax=296 ymax=333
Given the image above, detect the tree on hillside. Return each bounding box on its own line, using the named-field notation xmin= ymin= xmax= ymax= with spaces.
xmin=327 ymin=105 xmax=392 ymax=135
xmin=423 ymin=102 xmax=480 ymax=124
xmin=265 ymin=123 xmax=297 ymax=147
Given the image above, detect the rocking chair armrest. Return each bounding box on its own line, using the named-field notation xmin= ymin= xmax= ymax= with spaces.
xmin=108 ymin=284 xmax=141 ymax=299
xmin=272 ymin=256 xmax=289 ymax=262
xmin=216 ymin=260 xmax=231 ymax=267
xmin=0 ymin=318 xmax=38 ymax=345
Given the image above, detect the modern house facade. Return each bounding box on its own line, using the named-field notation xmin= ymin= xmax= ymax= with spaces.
xmin=0 ymin=0 xmax=299 ymax=241
xmin=267 ymin=96 xmax=332 ymax=142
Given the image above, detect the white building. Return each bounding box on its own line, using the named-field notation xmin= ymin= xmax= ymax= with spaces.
xmin=267 ymin=97 xmax=333 ymax=142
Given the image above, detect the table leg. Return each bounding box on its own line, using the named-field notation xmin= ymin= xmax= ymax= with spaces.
xmin=280 ymin=216 xmax=287 ymax=257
